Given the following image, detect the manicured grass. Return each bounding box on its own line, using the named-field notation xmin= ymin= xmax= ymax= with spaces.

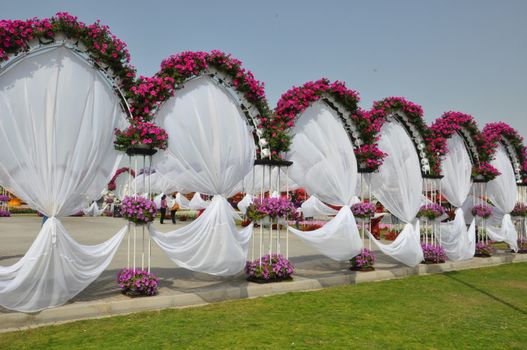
xmin=2 ymin=263 xmax=527 ymax=349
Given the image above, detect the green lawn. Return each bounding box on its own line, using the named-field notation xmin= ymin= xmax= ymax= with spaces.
xmin=2 ymin=263 xmax=527 ymax=350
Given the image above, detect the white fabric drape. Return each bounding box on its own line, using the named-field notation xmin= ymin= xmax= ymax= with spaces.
xmin=439 ymin=134 xmax=475 ymax=260
xmin=175 ymin=193 xmax=191 ymax=210
xmin=132 ymin=172 xmax=178 ymax=195
xmin=486 ymin=145 xmax=518 ymax=251
xmin=188 ymin=192 xmax=210 ymax=210
xmin=82 ymin=201 xmax=106 ymax=217
xmin=241 ymin=165 xmax=299 ymax=194
xmin=286 ymin=101 xmax=362 ymax=261
xmin=300 ymin=195 xmax=338 ymax=218
xmin=0 ymin=46 xmax=127 ymax=312
xmin=368 ymin=121 xmax=423 ymax=267
xmin=237 ymin=193 xmax=253 ymax=215
xmin=150 ymin=76 xmax=255 ymax=275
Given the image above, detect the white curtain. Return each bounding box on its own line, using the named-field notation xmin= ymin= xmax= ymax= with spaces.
xmin=300 ymin=195 xmax=338 ymax=218
xmin=241 ymin=165 xmax=299 ymax=194
xmin=132 ymin=172 xmax=178 ymax=195
xmin=0 ymin=46 xmax=127 ymax=312
xmin=149 ymin=76 xmax=255 ymax=276
xmin=486 ymin=145 xmax=518 ymax=251
xmin=287 ymin=102 xmax=362 ymax=261
xmin=439 ymin=134 xmax=475 ymax=260
xmin=368 ymin=121 xmax=424 ymax=267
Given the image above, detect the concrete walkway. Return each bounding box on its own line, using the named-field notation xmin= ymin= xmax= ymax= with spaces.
xmin=1 ymin=216 xmax=526 ymax=332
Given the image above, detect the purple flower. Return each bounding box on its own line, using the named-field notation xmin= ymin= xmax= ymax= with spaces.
xmin=471 ymin=204 xmax=493 ymax=219
xmin=416 ymin=203 xmax=446 ymax=220
xmin=351 ymin=202 xmax=375 ymax=219
xmin=421 ymin=243 xmax=447 ymax=264
xmin=245 ymin=254 xmax=294 ymax=281
xmin=350 ymin=248 xmax=376 ymax=269
xmin=117 ymin=268 xmax=159 ymax=296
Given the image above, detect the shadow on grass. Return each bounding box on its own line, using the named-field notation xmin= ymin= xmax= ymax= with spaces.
xmin=445 ymin=272 xmax=526 ymax=315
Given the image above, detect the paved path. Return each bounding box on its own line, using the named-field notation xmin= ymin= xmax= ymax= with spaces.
xmin=1 ymin=215 xmax=525 ymax=332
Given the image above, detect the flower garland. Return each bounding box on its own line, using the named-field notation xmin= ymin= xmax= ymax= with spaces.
xmin=0 ymin=12 xmax=136 ymax=90
xmin=430 ymin=111 xmax=500 ymax=181
xmin=371 ymin=97 xmax=446 ymax=176
xmin=483 ymin=122 xmax=527 ymax=184
xmin=108 ymin=167 xmax=136 ymax=191
xmin=274 ymin=79 xmax=386 ymax=169
xmin=127 ymin=50 xmax=272 ymax=157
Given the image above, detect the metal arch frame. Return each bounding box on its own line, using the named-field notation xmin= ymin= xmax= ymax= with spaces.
xmin=498 ymin=138 xmax=523 ymax=184
xmin=454 ymin=128 xmax=480 ymax=168
xmin=387 ymin=111 xmax=433 ymax=177
xmin=0 ymin=34 xmax=133 ymax=120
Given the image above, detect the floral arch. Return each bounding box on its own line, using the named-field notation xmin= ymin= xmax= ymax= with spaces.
xmin=430 ymin=111 xmax=500 ymax=181
xmin=126 ymin=50 xmax=273 ymax=158
xmin=370 ymin=97 xmax=445 ymax=177
xmin=107 ymin=167 xmax=136 ymax=191
xmin=0 ymin=12 xmax=136 ymax=117
xmin=273 ymin=78 xmax=385 ymax=171
xmin=483 ymin=122 xmax=527 ymax=185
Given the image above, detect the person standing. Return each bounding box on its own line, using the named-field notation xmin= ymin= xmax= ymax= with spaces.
xmin=160 ymin=195 xmax=168 ymax=224
xmin=170 ymin=193 xmax=180 ymax=224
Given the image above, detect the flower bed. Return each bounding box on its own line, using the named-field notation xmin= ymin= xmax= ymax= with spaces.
xmin=114 ymin=121 xmax=168 ymax=151
xmin=475 ymin=242 xmax=494 ymax=257
xmin=351 ymin=202 xmax=375 ymax=219
xmin=511 ymin=203 xmax=527 ymax=217
xmin=120 ymin=195 xmax=157 ymax=224
xmin=416 ymin=203 xmax=446 ymax=220
xmin=471 ymin=204 xmax=493 ymax=219
xmin=421 ymin=244 xmax=447 ymax=264
xmin=245 ymin=254 xmax=294 ymax=283
xmin=117 ymin=268 xmax=159 ymax=297
xmin=350 ymin=249 xmax=376 ymax=271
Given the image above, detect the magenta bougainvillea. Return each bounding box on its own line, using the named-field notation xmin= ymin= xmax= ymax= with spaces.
xmin=274 ymin=79 xmax=385 ymax=169
xmin=0 ymin=12 xmax=136 ymax=90
xmin=371 ymin=97 xmax=446 ymax=176
xmin=483 ymin=122 xmax=527 ymax=184
xmin=431 ymin=111 xmax=500 ymax=182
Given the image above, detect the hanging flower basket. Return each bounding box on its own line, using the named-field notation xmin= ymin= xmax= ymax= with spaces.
xmin=114 ymin=121 xmax=168 ymax=153
xmin=0 ymin=194 xmax=10 ymax=202
xmin=511 ymin=203 xmax=527 ymax=217
xmin=421 ymin=243 xmax=447 ymax=264
xmin=246 ymin=197 xmax=298 ymax=223
xmin=471 ymin=204 xmax=493 ymax=219
xmin=471 ymin=163 xmax=501 ymax=183
xmin=416 ymin=203 xmax=446 ymax=221
xmin=120 ymin=195 xmax=157 ymax=224
xmin=349 ymin=249 xmax=376 ymax=271
xmin=351 ymin=202 xmax=375 ymax=220
xmin=117 ymin=268 xmax=159 ymax=297
xmin=475 ymin=242 xmax=494 ymax=257
xmin=245 ymin=254 xmax=294 ymax=283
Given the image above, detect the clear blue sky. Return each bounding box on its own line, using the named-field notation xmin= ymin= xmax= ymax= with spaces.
xmin=4 ymin=0 xmax=526 ymax=137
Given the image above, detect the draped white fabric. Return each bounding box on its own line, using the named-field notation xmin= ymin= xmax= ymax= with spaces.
xmin=486 ymin=145 xmax=518 ymax=251
xmin=189 ymin=192 xmax=210 ymax=210
xmin=0 ymin=46 xmax=127 ymax=312
xmin=150 ymin=76 xmax=255 ymax=275
xmin=175 ymin=193 xmax=191 ymax=210
xmin=300 ymin=195 xmax=338 ymax=218
xmin=237 ymin=193 xmax=253 ymax=215
xmin=132 ymin=172 xmax=178 ymax=194
xmin=82 ymin=201 xmax=107 ymax=217
xmin=369 ymin=121 xmax=423 ymax=266
xmin=439 ymin=135 xmax=475 ymax=260
xmin=286 ymin=101 xmax=362 ymax=260
xmin=289 ymin=206 xmax=362 ymax=261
